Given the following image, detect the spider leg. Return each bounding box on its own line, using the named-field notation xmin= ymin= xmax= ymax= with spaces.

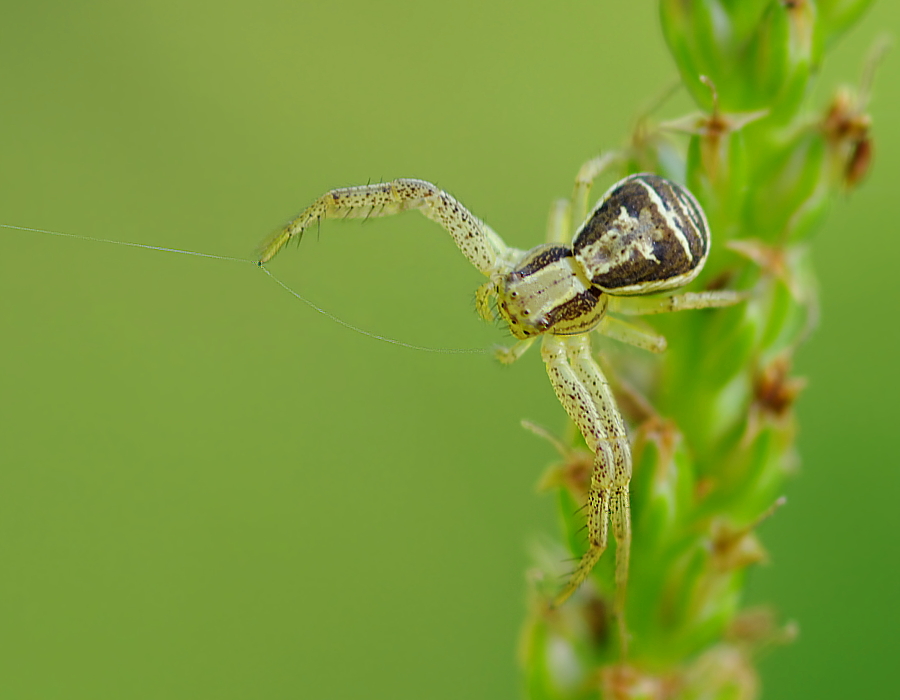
xmin=259 ymin=179 xmax=515 ymax=276
xmin=542 ymin=151 xmax=624 ymax=247
xmin=609 ymin=290 xmax=746 ymax=316
xmin=494 ymin=338 xmax=536 ymax=365
xmin=542 ymin=334 xmax=631 ymax=625
xmin=567 ymin=336 xmax=632 ymax=635
xmin=571 ymin=152 xmax=622 ymax=228
xmin=475 ymin=280 xmax=497 ymax=322
xmin=545 ymin=198 xmax=571 ymax=244
xmin=596 ymin=316 xmax=668 ymax=354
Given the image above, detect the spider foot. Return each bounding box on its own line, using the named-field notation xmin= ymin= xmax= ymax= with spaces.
xmin=553 ymin=546 xmax=605 ymax=608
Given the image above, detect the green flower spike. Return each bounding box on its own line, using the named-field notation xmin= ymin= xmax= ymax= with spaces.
xmin=520 ymin=2 xmax=878 ymax=698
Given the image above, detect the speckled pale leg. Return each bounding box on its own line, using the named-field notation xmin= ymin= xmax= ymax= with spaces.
xmin=541 ymin=334 xmax=631 ymax=615
xmin=545 ymin=198 xmax=572 ymax=244
xmin=609 ymin=290 xmax=746 ymax=315
xmin=597 ymin=316 xmax=668 ymax=353
xmin=569 ymin=335 xmax=632 ymax=637
xmin=546 ymin=151 xmax=621 ymax=246
xmin=571 ymin=152 xmax=621 ymax=226
xmin=259 ymin=179 xmax=513 ymax=275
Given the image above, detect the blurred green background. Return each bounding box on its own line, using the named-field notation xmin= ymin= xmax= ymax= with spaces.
xmin=1 ymin=2 xmax=896 ymax=698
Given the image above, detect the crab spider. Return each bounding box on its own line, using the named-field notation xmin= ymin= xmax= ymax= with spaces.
xmin=259 ymin=166 xmax=741 ymax=622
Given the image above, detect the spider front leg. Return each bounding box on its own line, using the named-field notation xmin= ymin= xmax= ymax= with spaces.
xmin=541 ymin=334 xmax=632 ymax=628
xmin=259 ymin=178 xmax=517 ymax=276
xmin=568 ymin=335 xmax=632 ymax=624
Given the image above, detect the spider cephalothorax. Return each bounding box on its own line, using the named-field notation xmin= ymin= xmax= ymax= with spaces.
xmin=497 ymin=244 xmax=607 ymax=339
xmin=259 ymin=167 xmax=739 ymax=639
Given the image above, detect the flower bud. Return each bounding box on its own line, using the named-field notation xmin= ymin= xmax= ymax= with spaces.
xmin=660 ymin=0 xmax=819 ymax=121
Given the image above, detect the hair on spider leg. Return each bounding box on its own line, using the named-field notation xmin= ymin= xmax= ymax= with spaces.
xmin=570 ymin=532 xmax=589 ymax=550
xmin=496 ymin=323 xmax=518 ymax=340
xmin=557 ymin=568 xmax=581 ymax=582
xmin=292 ymin=218 xmax=316 ymax=247
xmin=559 ymin=556 xmax=583 ymax=564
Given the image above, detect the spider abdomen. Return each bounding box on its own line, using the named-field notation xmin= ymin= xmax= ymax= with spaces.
xmin=573 ymin=174 xmax=710 ymax=296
